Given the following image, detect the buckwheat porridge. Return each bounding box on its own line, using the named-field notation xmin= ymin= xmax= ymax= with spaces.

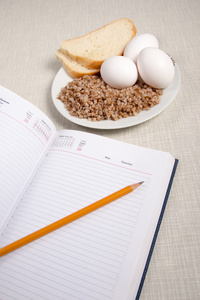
xmin=57 ymin=75 xmax=163 ymax=121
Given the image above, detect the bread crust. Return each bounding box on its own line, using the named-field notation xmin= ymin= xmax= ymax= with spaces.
xmin=55 ymin=49 xmax=100 ymax=78
xmin=60 ymin=18 xmax=137 ymax=69
xmin=63 ymin=65 xmax=99 ymax=78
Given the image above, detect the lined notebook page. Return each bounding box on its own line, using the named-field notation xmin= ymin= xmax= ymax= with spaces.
xmin=0 ymin=130 xmax=175 ymax=300
xmin=0 ymin=86 xmax=56 ymax=229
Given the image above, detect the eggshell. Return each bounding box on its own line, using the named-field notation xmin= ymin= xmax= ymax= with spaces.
xmin=137 ymin=47 xmax=175 ymax=89
xmin=123 ymin=33 xmax=159 ymax=63
xmin=100 ymin=56 xmax=138 ymax=89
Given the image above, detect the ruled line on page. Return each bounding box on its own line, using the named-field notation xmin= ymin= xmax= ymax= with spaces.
xmin=0 ymin=256 xmax=114 ymax=300
xmin=1 ymin=258 xmax=114 ymax=299
xmin=20 ymin=246 xmax=119 ymax=286
xmin=24 ymin=239 xmax=123 ymax=279
xmin=0 ymin=121 xmax=44 ymax=156
xmin=30 ymin=152 xmax=149 ymax=197
xmin=18 ymin=245 xmax=121 ymax=283
xmin=0 ymin=110 xmax=46 ymax=146
xmin=0 ymin=112 xmax=47 ymax=228
xmin=5 ymin=207 xmax=136 ymax=245
xmin=49 ymin=148 xmax=153 ymax=176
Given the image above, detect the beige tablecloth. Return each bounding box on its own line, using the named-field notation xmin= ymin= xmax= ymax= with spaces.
xmin=0 ymin=0 xmax=200 ymax=299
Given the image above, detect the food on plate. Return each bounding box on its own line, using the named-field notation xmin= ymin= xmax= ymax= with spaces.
xmin=59 ymin=18 xmax=137 ymax=70
xmin=55 ymin=18 xmax=176 ymax=123
xmin=100 ymin=56 xmax=138 ymax=89
xmin=123 ymin=33 xmax=159 ymax=63
xmin=57 ymin=75 xmax=162 ymax=121
xmin=56 ymin=50 xmax=100 ymax=78
xmin=137 ymin=47 xmax=175 ymax=88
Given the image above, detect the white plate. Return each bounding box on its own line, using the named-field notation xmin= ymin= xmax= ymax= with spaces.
xmin=51 ymin=64 xmax=181 ymax=130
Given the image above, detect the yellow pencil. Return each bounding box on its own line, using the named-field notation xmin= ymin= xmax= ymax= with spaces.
xmin=0 ymin=182 xmax=143 ymax=257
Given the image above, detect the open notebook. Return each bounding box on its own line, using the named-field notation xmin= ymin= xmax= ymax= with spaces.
xmin=0 ymin=86 xmax=178 ymax=300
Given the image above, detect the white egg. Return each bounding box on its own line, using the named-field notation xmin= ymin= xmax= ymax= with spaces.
xmin=100 ymin=56 xmax=138 ymax=89
xmin=123 ymin=33 xmax=159 ymax=63
xmin=137 ymin=47 xmax=175 ymax=89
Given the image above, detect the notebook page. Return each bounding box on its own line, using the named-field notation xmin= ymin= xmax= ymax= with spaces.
xmin=0 ymin=86 xmax=56 ymax=230
xmin=0 ymin=130 xmax=175 ymax=300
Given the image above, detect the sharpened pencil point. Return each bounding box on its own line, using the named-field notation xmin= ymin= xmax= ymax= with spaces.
xmin=130 ymin=182 xmax=144 ymax=189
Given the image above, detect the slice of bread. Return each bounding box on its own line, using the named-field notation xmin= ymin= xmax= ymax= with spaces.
xmin=55 ymin=49 xmax=100 ymax=78
xmin=60 ymin=18 xmax=137 ymax=69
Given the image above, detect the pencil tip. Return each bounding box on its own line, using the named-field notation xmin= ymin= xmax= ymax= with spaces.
xmin=130 ymin=181 xmax=144 ymax=189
